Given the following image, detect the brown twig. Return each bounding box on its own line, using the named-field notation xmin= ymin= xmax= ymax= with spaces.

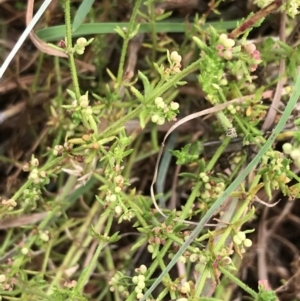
xmin=228 ymin=0 xmax=284 ymax=39
xmin=26 ymin=0 xmax=67 ymax=58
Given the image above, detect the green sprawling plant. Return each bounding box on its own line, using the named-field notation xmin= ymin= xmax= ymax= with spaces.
xmin=1 ymin=0 xmax=300 ymax=301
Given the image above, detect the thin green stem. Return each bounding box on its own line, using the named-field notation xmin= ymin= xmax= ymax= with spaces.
xmin=116 ymin=0 xmax=143 ymax=86
xmin=219 ymin=266 xmax=257 ymax=298
xmin=75 ymin=213 xmax=113 ymax=292
xmin=179 ymin=182 xmax=201 ymax=220
xmin=64 ymin=0 xmax=81 ymax=100
xmin=194 ymin=267 xmax=210 ymax=296
xmin=150 ymin=4 xmax=157 ymax=62
xmin=206 ymin=136 xmax=231 ymax=171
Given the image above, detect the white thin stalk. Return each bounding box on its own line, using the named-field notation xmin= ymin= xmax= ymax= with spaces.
xmin=0 ymin=0 xmax=52 ymax=79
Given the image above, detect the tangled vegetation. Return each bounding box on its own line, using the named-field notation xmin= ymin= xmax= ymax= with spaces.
xmin=1 ymin=0 xmax=300 ymax=300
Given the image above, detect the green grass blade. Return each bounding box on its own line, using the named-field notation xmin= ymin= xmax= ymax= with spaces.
xmin=140 ymin=74 xmax=300 ymax=301
xmin=72 ymin=0 xmax=95 ymax=32
xmin=36 ymin=20 xmax=239 ymax=41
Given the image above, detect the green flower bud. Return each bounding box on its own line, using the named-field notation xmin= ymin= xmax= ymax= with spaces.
xmin=140 ymin=265 xmax=147 ymax=274
xmin=243 ymin=238 xmax=252 ymax=248
xmin=203 ymin=176 xmax=209 ymax=183
xmin=199 ymin=172 xmax=206 ymax=179
xmin=135 ymin=286 xmax=142 ymax=294
xmin=237 ymin=231 xmax=246 ymax=241
xmin=151 ymin=114 xmax=159 ymax=123
xmin=39 ymin=232 xmax=49 ymax=242
xmin=199 ymin=255 xmax=206 ymax=263
xmin=76 ymin=37 xmax=87 ymax=46
xmin=282 ymin=143 xmax=293 ymax=155
xmin=218 ymin=33 xmax=228 ymax=44
xmin=118 ymin=285 xmax=125 ymax=293
xmin=138 ymin=275 xmax=145 ymax=282
xmin=233 ymin=235 xmax=242 ymax=245
xmin=85 ymin=106 xmax=93 ymax=115
xmin=115 ymin=186 xmax=122 ymax=193
xmin=189 ymin=254 xmax=198 ymax=262
xmin=223 ymin=49 xmax=233 ymax=60
xmin=220 ymin=78 xmax=228 ymax=86
xmin=79 ymin=95 xmax=89 ymax=107
xmin=21 ymin=247 xmax=29 ymax=255
xmin=170 ymin=102 xmax=179 ymax=110
xmin=154 ymin=97 xmax=163 ymax=105
xmin=181 ymin=282 xmax=190 ymax=293
xmin=205 ymin=183 xmax=211 ymax=190
xmin=178 ymin=255 xmax=186 ymax=264
xmin=75 ymin=47 xmax=85 ymax=55
xmin=170 ymin=51 xmax=182 ymax=64
xmin=290 ymin=149 xmax=300 ymax=160
xmin=147 ymin=244 xmax=154 ymax=253
xmin=223 ymin=38 xmax=235 ymax=48
xmin=157 ymin=117 xmax=165 ymax=125
xmin=0 ymin=274 xmax=6 ymax=283
xmin=31 ymin=158 xmax=39 ymax=167
xmin=137 ymin=281 xmax=145 ymax=289
xmin=115 ymin=205 xmax=123 ymax=216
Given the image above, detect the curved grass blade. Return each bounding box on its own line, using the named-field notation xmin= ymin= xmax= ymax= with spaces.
xmin=140 ymin=73 xmax=300 ymax=301
xmin=72 ymin=0 xmax=95 ymax=32
xmin=36 ymin=20 xmax=239 ymax=42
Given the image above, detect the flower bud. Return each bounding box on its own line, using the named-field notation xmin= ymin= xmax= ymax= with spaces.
xmin=290 ymin=149 xmax=300 ymax=160
xmin=170 ymin=102 xmax=179 ymax=110
xmin=140 ymin=265 xmax=147 ymax=274
xmin=75 ymin=47 xmax=85 ymax=55
xmin=155 ymin=97 xmax=163 ymax=105
xmin=223 ymin=38 xmax=235 ymax=48
xmin=147 ymin=244 xmax=154 ymax=253
xmin=40 ymin=232 xmax=49 ymax=242
xmin=237 ymin=231 xmax=246 ymax=241
xmin=244 ymin=43 xmax=256 ymax=54
xmin=31 ymin=158 xmax=39 ymax=167
xmin=137 ymin=281 xmax=145 ymax=289
xmin=132 ymin=276 xmax=138 ymax=284
xmin=138 ymin=275 xmax=145 ymax=282
xmin=218 ymin=33 xmax=228 ymax=44
xmin=170 ymin=51 xmax=182 ymax=64
xmin=0 ymin=274 xmax=6 ymax=283
xmin=76 ymin=37 xmax=87 ymax=47
xmin=189 ymin=254 xmax=198 ymax=262
xmin=157 ymin=117 xmax=165 ymax=125
xmin=282 ymin=143 xmax=293 ymax=155
xmin=79 ymin=95 xmax=89 ymax=107
xmin=233 ymin=235 xmax=242 ymax=245
xmin=223 ymin=49 xmax=233 ymax=60
xmin=21 ymin=247 xmax=29 ymax=255
xmin=115 ymin=206 xmax=123 ymax=216
xmin=151 ymin=115 xmax=159 ymax=123
xmin=85 ymin=106 xmax=93 ymax=115
xmin=243 ymin=238 xmax=252 ymax=248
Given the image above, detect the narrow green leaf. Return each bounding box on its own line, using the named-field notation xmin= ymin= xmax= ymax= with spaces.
xmin=72 ymin=0 xmax=95 ymax=32
xmin=139 ymin=110 xmax=149 ymax=129
xmin=131 ymin=236 xmax=147 ymax=251
xmin=36 ymin=20 xmax=239 ymax=42
xmin=138 ymin=71 xmax=151 ymax=97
